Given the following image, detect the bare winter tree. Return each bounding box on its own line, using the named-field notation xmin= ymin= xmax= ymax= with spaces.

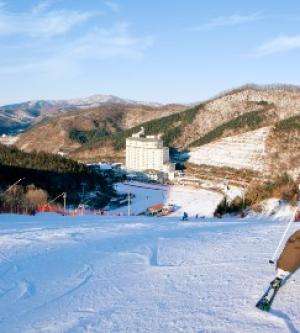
xmin=25 ymin=185 xmax=48 ymax=207
xmin=2 ymin=185 xmax=26 ymax=209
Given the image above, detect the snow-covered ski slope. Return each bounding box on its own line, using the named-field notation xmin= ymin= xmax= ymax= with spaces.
xmin=0 ymin=213 xmax=300 ymax=332
xmin=189 ymin=127 xmax=269 ymax=172
xmin=112 ymin=182 xmax=223 ymax=217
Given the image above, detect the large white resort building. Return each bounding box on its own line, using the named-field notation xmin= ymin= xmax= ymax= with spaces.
xmin=126 ymin=127 xmax=175 ymax=180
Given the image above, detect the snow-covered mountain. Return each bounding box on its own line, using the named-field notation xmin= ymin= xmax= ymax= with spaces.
xmin=0 ymin=94 xmax=163 ymax=135
xmin=1 ymin=94 xmax=163 ymax=111
xmin=63 ymin=94 xmax=163 ymax=108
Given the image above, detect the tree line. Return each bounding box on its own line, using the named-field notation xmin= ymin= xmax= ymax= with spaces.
xmin=0 ymin=144 xmax=114 ymax=209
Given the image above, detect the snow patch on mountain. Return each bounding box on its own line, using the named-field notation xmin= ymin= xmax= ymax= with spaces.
xmin=0 ymin=95 xmax=165 ymax=135
xmin=1 ymin=94 xmax=163 ymax=112
xmin=64 ymin=94 xmax=163 ymax=108
xmin=189 ymin=127 xmax=271 ymax=172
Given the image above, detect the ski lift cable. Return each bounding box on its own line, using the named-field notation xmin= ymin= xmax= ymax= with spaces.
xmin=48 ymin=192 xmax=65 ymax=205
xmin=5 ymin=178 xmax=25 ymax=193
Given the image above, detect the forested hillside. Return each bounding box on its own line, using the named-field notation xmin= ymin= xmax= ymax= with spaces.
xmin=0 ymin=144 xmax=113 ymax=207
xmin=72 ymin=106 xmax=199 ymax=152
xmin=16 ymin=103 xmax=185 ymax=154
xmin=266 ymin=114 xmax=300 ymax=178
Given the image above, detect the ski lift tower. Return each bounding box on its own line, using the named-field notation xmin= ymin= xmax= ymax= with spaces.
xmin=80 ymin=182 xmax=87 ymax=214
xmin=63 ymin=192 xmax=67 ymax=212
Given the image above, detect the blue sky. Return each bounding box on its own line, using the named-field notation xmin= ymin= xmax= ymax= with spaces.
xmin=1 ymin=0 xmax=300 ymax=105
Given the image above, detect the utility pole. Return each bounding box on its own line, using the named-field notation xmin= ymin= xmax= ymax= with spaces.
xmin=81 ymin=183 xmax=86 ymax=199
xmin=242 ymin=185 xmax=245 ymax=210
xmin=128 ymin=191 xmax=131 ymax=217
xmin=81 ymin=182 xmax=87 ymax=214
xmin=63 ymin=192 xmax=67 ymax=213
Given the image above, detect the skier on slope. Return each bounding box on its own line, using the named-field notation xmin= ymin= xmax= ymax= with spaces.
xmin=271 ymin=229 xmax=300 ymax=288
xmin=257 ymin=229 xmax=300 ymax=311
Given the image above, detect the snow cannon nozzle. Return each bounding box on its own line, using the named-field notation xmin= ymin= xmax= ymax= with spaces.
xmin=269 ymin=260 xmax=275 ymax=265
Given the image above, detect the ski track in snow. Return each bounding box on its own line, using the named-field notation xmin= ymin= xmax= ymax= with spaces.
xmin=0 ymin=213 xmax=299 ymax=332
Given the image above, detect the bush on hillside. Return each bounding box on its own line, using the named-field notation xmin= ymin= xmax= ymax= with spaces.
xmin=214 ymin=173 xmax=299 ymax=217
xmin=214 ymin=196 xmax=247 ymax=216
xmin=257 ymin=100 xmax=269 ymax=106
xmin=245 ymin=174 xmax=299 ymax=206
xmin=273 ymin=114 xmax=300 ymax=132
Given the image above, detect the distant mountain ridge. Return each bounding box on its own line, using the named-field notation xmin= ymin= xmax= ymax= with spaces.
xmin=4 ymin=84 xmax=300 ymax=179
xmin=0 ymin=94 xmax=165 ymax=135
xmin=65 ymin=84 xmax=300 ymax=178
xmin=14 ymin=103 xmax=186 ymax=156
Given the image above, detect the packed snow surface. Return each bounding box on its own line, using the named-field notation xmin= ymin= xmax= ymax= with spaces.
xmin=112 ymin=182 xmax=223 ymax=217
xmin=0 ymin=211 xmax=300 ymax=332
